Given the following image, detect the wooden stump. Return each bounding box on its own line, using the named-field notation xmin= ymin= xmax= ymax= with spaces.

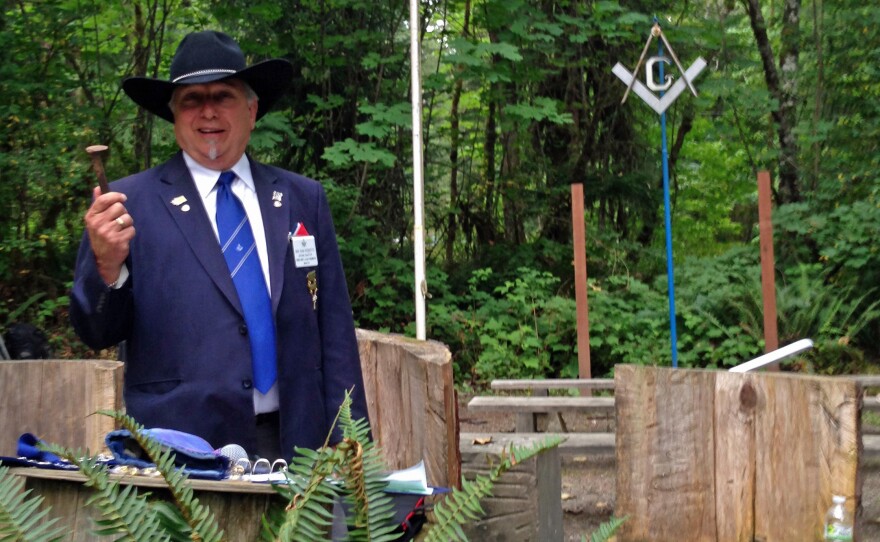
xmin=615 ymin=365 xmax=861 ymax=542
xmin=0 ymin=359 xmax=123 ymax=456
xmin=356 ymin=329 xmax=460 ymax=489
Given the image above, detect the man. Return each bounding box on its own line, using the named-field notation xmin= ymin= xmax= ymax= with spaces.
xmin=70 ymin=30 xmax=369 ymax=460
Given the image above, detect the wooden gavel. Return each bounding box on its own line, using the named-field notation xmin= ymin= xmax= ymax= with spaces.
xmin=85 ymin=144 xmax=110 ymax=193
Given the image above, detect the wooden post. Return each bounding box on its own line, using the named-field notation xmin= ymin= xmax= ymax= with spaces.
xmin=615 ymin=365 xmax=861 ymax=541
xmin=356 ymin=329 xmax=459 ymax=488
xmin=571 ymin=183 xmax=592 ymax=389
xmin=757 ymin=171 xmax=779 ymax=365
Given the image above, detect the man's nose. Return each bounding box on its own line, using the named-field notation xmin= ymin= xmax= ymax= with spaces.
xmin=199 ymin=99 xmax=218 ymax=118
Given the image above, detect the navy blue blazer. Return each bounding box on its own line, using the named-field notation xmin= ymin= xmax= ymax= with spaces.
xmin=70 ymin=152 xmax=369 ymax=456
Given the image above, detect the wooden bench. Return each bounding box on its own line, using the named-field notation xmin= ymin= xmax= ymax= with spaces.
xmin=490 ymin=378 xmax=615 ymax=392
xmin=461 ymin=431 xmax=615 ymax=455
xmin=482 ymin=378 xmax=615 ymax=432
xmin=461 ymin=431 xmax=880 ymax=458
xmin=467 ymin=395 xmax=614 ymax=432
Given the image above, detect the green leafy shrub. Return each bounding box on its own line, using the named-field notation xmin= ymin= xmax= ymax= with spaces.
xmin=426 ymin=267 xmax=578 ymax=386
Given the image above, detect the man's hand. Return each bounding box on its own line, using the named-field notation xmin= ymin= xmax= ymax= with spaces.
xmin=84 ymin=186 xmax=135 ymax=286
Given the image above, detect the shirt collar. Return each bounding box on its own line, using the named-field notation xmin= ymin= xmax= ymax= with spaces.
xmin=183 ymin=152 xmax=255 ymax=199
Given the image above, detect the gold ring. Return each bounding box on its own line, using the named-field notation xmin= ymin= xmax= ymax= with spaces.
xmin=115 ymin=217 xmax=125 ymax=227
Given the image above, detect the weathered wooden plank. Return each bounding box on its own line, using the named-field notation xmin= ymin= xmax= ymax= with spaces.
xmin=490 ymin=378 xmax=615 ymax=391
xmin=460 ymin=437 xmax=562 ymax=541
xmin=467 ymin=396 xmax=615 ymax=414
xmin=849 ymin=375 xmax=880 ymax=387
xmin=0 ymin=361 xmax=42 ymax=455
xmin=0 ymin=360 xmax=123 ymax=456
xmin=11 ymin=467 xmax=277 ymax=494
xmin=461 ymin=432 xmax=614 ymax=455
xmin=714 ymin=371 xmax=758 ymax=542
xmin=615 ymin=365 xmax=718 ymax=542
xmin=752 ymin=373 xmax=860 ymax=542
xmin=16 ymin=470 xmax=275 ymax=540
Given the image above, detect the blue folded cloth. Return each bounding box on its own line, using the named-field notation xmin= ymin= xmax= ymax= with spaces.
xmin=0 ymin=433 xmax=79 ymax=470
xmin=106 ymin=428 xmax=229 ymax=480
xmin=17 ymin=432 xmax=66 ymax=463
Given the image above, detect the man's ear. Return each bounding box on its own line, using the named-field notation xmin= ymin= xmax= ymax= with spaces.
xmin=249 ymin=98 xmax=259 ymax=129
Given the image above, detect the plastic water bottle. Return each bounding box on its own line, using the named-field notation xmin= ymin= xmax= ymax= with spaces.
xmin=823 ymin=495 xmax=853 ymax=541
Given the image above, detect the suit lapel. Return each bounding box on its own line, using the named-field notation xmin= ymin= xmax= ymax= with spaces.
xmin=157 ymin=153 xmax=243 ymax=315
xmin=250 ymin=159 xmax=291 ymax=314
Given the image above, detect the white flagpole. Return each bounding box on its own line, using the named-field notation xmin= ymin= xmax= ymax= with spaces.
xmin=410 ymin=0 xmax=427 ymax=340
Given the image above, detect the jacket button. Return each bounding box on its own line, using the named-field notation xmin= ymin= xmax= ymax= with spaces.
xmin=242 ymin=379 xmax=253 ymax=390
xmin=239 ymin=324 xmax=248 ymax=335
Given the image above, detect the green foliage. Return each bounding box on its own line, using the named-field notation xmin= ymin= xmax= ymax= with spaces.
xmin=0 ymin=465 xmax=66 ymax=542
xmin=425 ymin=267 xmax=578 ymax=385
xmin=587 ymin=275 xmax=672 ymax=372
xmin=3 ymin=0 xmax=880 ymax=390
xmin=729 ymin=265 xmax=880 ymax=374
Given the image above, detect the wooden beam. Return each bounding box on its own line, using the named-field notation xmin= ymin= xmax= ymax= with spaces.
xmin=757 ymin=171 xmax=779 ymax=366
xmin=571 ymin=183 xmax=592 ymax=385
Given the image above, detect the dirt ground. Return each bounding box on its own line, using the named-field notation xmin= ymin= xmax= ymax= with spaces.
xmin=458 ymin=395 xmax=880 ymax=541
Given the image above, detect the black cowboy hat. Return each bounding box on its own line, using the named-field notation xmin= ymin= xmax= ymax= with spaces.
xmin=122 ymin=30 xmax=293 ymax=123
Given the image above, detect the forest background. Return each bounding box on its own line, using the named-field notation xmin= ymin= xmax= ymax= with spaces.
xmin=2 ymin=0 xmax=879 ymax=387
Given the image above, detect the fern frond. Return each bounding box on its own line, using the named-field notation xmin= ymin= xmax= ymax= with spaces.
xmin=0 ymin=464 xmax=66 ymax=542
xmin=270 ymin=444 xmax=339 ymax=541
xmin=589 ymin=515 xmax=627 ymax=542
xmin=95 ymin=409 xmax=225 ymax=542
xmin=335 ymin=399 xmax=397 ymax=542
xmin=424 ymin=436 xmax=564 ymax=542
xmin=39 ymin=445 xmax=170 ymax=542
xmin=266 ymin=389 xmax=401 ymax=542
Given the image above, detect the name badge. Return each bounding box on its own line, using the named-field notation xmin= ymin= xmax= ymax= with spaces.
xmin=291 ymin=234 xmax=318 ymax=268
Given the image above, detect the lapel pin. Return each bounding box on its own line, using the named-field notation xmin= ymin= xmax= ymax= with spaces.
xmin=307 ymin=270 xmax=318 ymax=310
xmin=171 ymin=196 xmax=190 ymax=212
xmin=272 ymin=191 xmax=283 ymax=208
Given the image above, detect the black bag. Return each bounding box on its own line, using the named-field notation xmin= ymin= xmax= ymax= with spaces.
xmin=394 ymin=495 xmax=427 ymax=541
xmin=3 ymin=322 xmax=52 ymax=360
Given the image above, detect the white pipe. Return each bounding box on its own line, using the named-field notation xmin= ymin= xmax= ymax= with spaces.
xmin=410 ymin=0 xmax=427 ymax=340
xmin=728 ymin=338 xmax=814 ymax=373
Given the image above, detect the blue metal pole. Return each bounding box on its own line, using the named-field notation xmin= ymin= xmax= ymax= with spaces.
xmin=659 ymin=41 xmax=679 ymax=367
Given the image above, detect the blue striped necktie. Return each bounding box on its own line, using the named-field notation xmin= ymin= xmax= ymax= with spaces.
xmin=215 ymin=171 xmax=277 ymax=393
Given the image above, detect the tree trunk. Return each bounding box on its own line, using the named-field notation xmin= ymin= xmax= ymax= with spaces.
xmin=480 ymin=92 xmax=498 ymax=247
xmin=743 ymin=0 xmax=802 ymax=204
xmin=445 ymin=0 xmax=470 ymax=268
xmin=131 ymin=3 xmax=152 ymax=169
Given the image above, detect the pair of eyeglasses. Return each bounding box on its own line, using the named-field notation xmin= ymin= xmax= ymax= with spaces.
xmin=228 ymin=457 xmax=288 ymax=482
